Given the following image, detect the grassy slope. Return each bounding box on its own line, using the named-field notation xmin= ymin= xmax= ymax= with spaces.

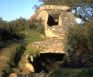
xmin=0 ymin=43 xmax=21 ymax=76
xmin=0 ymin=27 xmax=44 ymax=76
xmin=23 ymin=30 xmax=44 ymax=43
xmin=18 ymin=30 xmax=44 ymax=73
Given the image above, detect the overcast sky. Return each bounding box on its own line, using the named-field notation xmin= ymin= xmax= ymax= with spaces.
xmin=0 ymin=0 xmax=42 ymax=21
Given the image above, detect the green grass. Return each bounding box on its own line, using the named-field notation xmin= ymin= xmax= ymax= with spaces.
xmin=21 ymin=30 xmax=44 ymax=43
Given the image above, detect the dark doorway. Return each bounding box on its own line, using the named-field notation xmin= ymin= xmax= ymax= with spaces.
xmin=47 ymin=15 xmax=58 ymax=26
xmin=32 ymin=53 xmax=65 ymax=73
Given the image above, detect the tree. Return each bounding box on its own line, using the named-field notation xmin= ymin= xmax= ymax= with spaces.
xmin=39 ymin=0 xmax=93 ymax=7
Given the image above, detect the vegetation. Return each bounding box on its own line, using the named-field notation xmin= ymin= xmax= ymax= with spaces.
xmin=45 ymin=67 xmax=93 ymax=77
xmin=0 ymin=43 xmax=21 ymax=77
xmin=39 ymin=0 xmax=93 ymax=7
xmin=0 ymin=17 xmax=44 ymax=76
xmin=64 ymin=20 xmax=93 ymax=67
xmin=0 ymin=17 xmax=44 ymax=46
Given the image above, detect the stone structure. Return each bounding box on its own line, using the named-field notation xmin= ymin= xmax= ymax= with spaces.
xmin=22 ymin=5 xmax=78 ymax=73
xmin=38 ymin=5 xmax=70 ymax=13
xmin=30 ymin=5 xmax=77 ymax=55
xmin=27 ymin=38 xmax=65 ymax=54
xmin=36 ymin=5 xmax=76 ymax=38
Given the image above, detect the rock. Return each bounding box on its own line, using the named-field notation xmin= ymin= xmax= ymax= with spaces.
xmin=9 ymin=73 xmax=17 ymax=77
xmin=25 ymin=62 xmax=35 ymax=73
xmin=38 ymin=5 xmax=70 ymax=13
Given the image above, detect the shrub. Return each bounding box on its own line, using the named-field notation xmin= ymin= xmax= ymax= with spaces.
xmin=0 ymin=18 xmax=30 ymax=48
xmin=45 ymin=67 xmax=93 ymax=77
xmin=64 ymin=20 xmax=93 ymax=67
xmin=39 ymin=0 xmax=93 ymax=7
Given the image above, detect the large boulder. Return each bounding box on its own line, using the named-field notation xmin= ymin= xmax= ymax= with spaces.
xmin=38 ymin=5 xmax=70 ymax=13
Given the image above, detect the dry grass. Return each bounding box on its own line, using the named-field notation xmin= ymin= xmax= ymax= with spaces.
xmin=0 ymin=43 xmax=21 ymax=76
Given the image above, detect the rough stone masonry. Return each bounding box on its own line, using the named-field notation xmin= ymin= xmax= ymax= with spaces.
xmin=29 ymin=5 xmax=77 ymax=54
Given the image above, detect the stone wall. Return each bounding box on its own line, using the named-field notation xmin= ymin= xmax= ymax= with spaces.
xmin=38 ymin=5 xmax=70 ymax=13
xmin=29 ymin=38 xmax=65 ymax=54
xmin=36 ymin=5 xmax=76 ymax=38
xmin=29 ymin=5 xmax=77 ymax=54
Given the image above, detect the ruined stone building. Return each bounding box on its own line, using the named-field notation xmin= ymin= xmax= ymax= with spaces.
xmin=36 ymin=5 xmax=76 ymax=39
xmin=23 ymin=5 xmax=77 ymax=73
xmin=30 ymin=5 xmax=77 ymax=54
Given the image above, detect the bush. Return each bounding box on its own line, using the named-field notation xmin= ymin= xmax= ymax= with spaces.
xmin=9 ymin=18 xmax=30 ymax=33
xmin=0 ymin=18 xmax=30 ymax=48
xmin=64 ymin=20 xmax=93 ymax=67
xmin=39 ymin=0 xmax=93 ymax=7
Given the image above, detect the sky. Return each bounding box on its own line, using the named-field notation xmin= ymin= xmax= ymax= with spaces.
xmin=0 ymin=0 xmax=42 ymax=21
